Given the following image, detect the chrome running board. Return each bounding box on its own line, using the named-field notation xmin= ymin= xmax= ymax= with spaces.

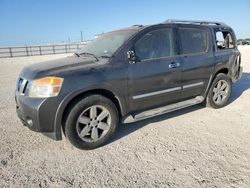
xmin=123 ymin=96 xmax=204 ymax=123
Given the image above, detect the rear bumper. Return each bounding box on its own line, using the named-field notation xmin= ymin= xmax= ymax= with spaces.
xmin=15 ymin=93 xmax=62 ymax=140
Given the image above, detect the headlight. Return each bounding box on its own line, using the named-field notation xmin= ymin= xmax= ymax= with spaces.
xmin=29 ymin=77 xmax=64 ymax=98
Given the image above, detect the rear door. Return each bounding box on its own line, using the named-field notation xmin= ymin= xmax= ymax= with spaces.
xmin=177 ymin=25 xmax=215 ymax=100
xmin=127 ymin=26 xmax=183 ymax=112
xmin=214 ymin=29 xmax=240 ymax=80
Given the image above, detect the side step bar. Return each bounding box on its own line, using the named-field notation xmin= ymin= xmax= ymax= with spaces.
xmin=123 ymin=96 xmax=204 ymax=123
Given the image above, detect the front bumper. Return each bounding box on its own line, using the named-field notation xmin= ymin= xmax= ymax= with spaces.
xmin=15 ymin=92 xmax=62 ymax=140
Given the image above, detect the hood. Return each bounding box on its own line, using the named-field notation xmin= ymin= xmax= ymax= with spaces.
xmin=20 ymin=55 xmax=108 ymax=80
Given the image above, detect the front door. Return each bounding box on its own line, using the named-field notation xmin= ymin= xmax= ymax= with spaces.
xmin=128 ymin=27 xmax=182 ymax=112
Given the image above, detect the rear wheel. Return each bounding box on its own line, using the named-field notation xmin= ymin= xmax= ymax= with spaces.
xmin=205 ymin=73 xmax=232 ymax=108
xmin=64 ymin=95 xmax=118 ymax=150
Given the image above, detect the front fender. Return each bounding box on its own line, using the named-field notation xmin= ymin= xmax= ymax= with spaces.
xmin=53 ymin=83 xmax=127 ymax=140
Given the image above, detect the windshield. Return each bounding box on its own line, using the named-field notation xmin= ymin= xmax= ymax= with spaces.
xmin=78 ymin=30 xmax=137 ymax=57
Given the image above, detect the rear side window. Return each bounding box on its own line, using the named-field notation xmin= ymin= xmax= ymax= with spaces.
xmin=179 ymin=28 xmax=208 ymax=54
xmin=134 ymin=28 xmax=175 ymax=61
xmin=216 ymin=31 xmax=235 ymax=49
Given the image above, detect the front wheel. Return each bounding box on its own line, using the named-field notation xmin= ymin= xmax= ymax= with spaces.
xmin=205 ymin=73 xmax=232 ymax=108
xmin=64 ymin=95 xmax=118 ymax=150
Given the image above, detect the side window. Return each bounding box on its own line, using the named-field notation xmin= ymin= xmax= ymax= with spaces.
xmin=216 ymin=31 xmax=235 ymax=50
xmin=179 ymin=28 xmax=208 ymax=54
xmin=134 ymin=28 xmax=175 ymax=61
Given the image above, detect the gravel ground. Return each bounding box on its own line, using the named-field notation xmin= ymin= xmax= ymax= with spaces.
xmin=0 ymin=47 xmax=250 ymax=188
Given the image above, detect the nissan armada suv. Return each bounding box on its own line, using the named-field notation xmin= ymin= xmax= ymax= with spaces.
xmin=15 ymin=20 xmax=242 ymax=150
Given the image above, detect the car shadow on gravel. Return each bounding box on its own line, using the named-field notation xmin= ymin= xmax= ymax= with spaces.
xmin=109 ymin=72 xmax=250 ymax=145
xmin=229 ymin=72 xmax=250 ymax=104
xmin=109 ymin=104 xmax=204 ymax=144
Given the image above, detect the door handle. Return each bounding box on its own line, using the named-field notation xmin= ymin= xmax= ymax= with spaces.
xmin=169 ymin=62 xmax=180 ymax=68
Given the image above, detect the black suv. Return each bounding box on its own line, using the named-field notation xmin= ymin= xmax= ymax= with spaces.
xmin=16 ymin=20 xmax=242 ymax=149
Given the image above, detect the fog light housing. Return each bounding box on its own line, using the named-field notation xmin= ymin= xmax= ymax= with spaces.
xmin=26 ymin=118 xmax=33 ymax=127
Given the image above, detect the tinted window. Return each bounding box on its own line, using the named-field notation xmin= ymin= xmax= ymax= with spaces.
xmin=134 ymin=28 xmax=175 ymax=61
xmin=179 ymin=28 xmax=208 ymax=54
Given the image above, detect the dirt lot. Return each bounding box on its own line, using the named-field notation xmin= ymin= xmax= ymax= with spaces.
xmin=0 ymin=47 xmax=250 ymax=188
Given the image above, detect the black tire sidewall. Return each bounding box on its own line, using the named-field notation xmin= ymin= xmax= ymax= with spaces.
xmin=65 ymin=95 xmax=118 ymax=150
xmin=207 ymin=73 xmax=232 ymax=108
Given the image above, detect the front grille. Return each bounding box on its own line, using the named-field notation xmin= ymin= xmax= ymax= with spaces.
xmin=17 ymin=78 xmax=28 ymax=95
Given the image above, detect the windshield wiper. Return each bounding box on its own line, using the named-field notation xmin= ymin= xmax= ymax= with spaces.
xmin=74 ymin=52 xmax=80 ymax=57
xmin=78 ymin=52 xmax=99 ymax=61
xmin=100 ymin=55 xmax=111 ymax=58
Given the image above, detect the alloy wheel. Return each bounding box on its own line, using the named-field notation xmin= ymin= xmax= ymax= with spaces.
xmin=76 ymin=105 xmax=111 ymax=142
xmin=212 ymin=80 xmax=229 ymax=105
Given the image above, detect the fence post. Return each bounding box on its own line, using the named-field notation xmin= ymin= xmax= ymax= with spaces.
xmin=65 ymin=44 xmax=67 ymax=53
xmin=39 ymin=46 xmax=42 ymax=55
xmin=30 ymin=46 xmax=32 ymax=56
xmin=77 ymin=44 xmax=79 ymax=50
xmin=9 ymin=48 xmax=13 ymax=57
xmin=52 ymin=45 xmax=55 ymax=54
xmin=26 ymin=46 xmax=29 ymax=56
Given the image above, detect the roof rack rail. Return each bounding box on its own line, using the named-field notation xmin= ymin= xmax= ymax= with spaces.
xmin=132 ymin=24 xmax=143 ymax=27
xmin=164 ymin=19 xmax=228 ymax=27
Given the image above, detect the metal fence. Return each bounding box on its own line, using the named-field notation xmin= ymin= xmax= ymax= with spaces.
xmin=0 ymin=42 xmax=89 ymax=58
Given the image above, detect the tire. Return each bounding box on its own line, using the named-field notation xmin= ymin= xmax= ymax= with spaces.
xmin=205 ymin=73 xmax=232 ymax=109
xmin=64 ymin=94 xmax=119 ymax=150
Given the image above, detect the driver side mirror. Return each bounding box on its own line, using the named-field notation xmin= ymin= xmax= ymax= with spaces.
xmin=127 ymin=50 xmax=136 ymax=64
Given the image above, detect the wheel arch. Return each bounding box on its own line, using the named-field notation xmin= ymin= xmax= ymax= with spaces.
xmin=54 ymin=88 xmax=126 ymax=140
xmin=205 ymin=71 xmax=232 ymax=108
xmin=214 ymin=67 xmax=229 ymax=78
xmin=204 ymin=67 xmax=230 ymax=98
